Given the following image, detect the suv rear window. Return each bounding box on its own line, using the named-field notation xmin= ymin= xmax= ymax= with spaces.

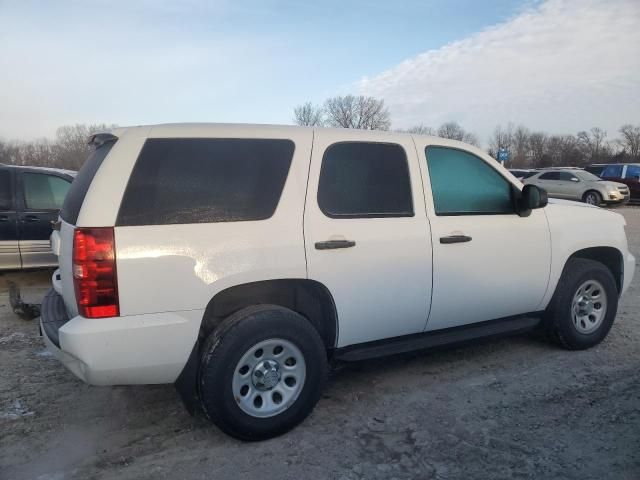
xmin=117 ymin=138 xmax=294 ymax=226
xmin=61 ymin=141 xmax=115 ymax=224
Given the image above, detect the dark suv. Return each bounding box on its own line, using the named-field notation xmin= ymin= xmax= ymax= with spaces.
xmin=585 ymin=163 xmax=640 ymax=202
xmin=0 ymin=164 xmax=75 ymax=270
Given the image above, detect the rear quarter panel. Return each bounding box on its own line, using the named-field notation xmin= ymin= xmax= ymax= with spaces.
xmin=113 ymin=126 xmax=313 ymax=319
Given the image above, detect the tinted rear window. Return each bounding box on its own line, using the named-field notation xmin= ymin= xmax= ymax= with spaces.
xmin=0 ymin=170 xmax=11 ymax=210
xmin=116 ymin=138 xmax=294 ymax=226
xmin=61 ymin=141 xmax=115 ymax=224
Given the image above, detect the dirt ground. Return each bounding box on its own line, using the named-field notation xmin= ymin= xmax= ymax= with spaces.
xmin=1 ymin=208 xmax=639 ymax=480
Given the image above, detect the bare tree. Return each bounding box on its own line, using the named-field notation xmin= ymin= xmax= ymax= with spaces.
xmin=323 ymin=95 xmax=391 ymax=130
xmin=293 ymin=102 xmax=324 ymax=127
xmin=55 ymin=124 xmax=114 ymax=170
xmin=618 ymin=124 xmax=640 ymax=161
xmin=577 ymin=127 xmax=608 ymax=164
xmin=528 ymin=131 xmax=548 ymax=168
xmin=511 ymin=125 xmax=530 ymax=168
xmin=437 ymin=121 xmax=478 ymax=146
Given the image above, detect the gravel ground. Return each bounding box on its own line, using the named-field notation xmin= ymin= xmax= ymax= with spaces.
xmin=1 ymin=208 xmax=639 ymax=480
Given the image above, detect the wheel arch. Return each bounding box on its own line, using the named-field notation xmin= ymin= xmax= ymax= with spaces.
xmin=582 ymin=189 xmax=602 ymax=203
xmin=200 ymin=278 xmax=339 ymax=350
xmin=566 ymin=246 xmax=623 ymax=293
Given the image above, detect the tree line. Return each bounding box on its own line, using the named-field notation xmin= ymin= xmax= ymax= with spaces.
xmin=1 ymin=96 xmax=638 ymax=171
xmin=295 ymin=95 xmax=640 ymax=168
xmin=0 ymin=124 xmax=115 ymax=170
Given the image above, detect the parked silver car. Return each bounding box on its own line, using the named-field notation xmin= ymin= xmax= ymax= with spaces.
xmin=524 ymin=169 xmax=629 ymax=206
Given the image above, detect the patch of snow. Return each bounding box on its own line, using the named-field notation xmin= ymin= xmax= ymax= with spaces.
xmin=0 ymin=332 xmax=27 ymax=345
xmin=1 ymin=399 xmax=35 ymax=420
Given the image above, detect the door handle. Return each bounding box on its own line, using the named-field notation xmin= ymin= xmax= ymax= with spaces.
xmin=315 ymin=240 xmax=356 ymax=250
xmin=0 ymin=215 xmax=9 ymax=222
xmin=440 ymin=234 xmax=472 ymax=244
xmin=21 ymin=215 xmax=40 ymax=223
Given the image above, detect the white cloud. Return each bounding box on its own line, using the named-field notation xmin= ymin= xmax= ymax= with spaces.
xmin=358 ymin=0 xmax=640 ymax=143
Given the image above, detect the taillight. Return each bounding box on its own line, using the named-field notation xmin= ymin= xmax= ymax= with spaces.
xmin=73 ymin=227 xmax=119 ymax=318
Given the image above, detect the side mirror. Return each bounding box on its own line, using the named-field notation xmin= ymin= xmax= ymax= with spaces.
xmin=517 ymin=184 xmax=548 ymax=217
xmin=570 ymin=177 xmax=579 ymax=182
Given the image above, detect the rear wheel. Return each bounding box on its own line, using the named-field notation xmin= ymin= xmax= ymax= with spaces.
xmin=544 ymin=258 xmax=618 ymax=350
xmin=198 ymin=305 xmax=327 ymax=440
xmin=583 ymin=190 xmax=602 ymax=206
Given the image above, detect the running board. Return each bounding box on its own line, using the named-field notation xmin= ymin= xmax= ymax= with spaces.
xmin=334 ymin=315 xmax=541 ymax=362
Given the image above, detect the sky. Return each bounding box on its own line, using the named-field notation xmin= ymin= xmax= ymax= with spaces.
xmin=1 ymin=0 xmax=638 ymax=143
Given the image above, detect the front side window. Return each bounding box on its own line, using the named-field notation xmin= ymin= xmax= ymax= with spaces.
xmin=117 ymin=138 xmax=294 ymax=226
xmin=557 ymin=172 xmax=579 ymax=182
xmin=602 ymin=164 xmax=623 ymax=178
xmin=22 ymin=173 xmax=71 ymax=210
xmin=0 ymin=170 xmax=11 ymax=210
xmin=625 ymin=165 xmax=640 ymax=180
xmin=318 ymin=142 xmax=413 ymax=218
xmin=426 ymin=146 xmax=513 ymax=215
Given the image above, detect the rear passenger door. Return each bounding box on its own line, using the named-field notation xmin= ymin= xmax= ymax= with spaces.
xmin=0 ymin=168 xmax=21 ymax=269
xmin=304 ymin=130 xmax=432 ymax=347
xmin=17 ymin=172 xmax=71 ymax=268
xmin=531 ymin=172 xmax=562 ymax=196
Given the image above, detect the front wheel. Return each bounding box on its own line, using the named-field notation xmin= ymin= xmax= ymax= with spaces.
xmin=198 ymin=305 xmax=327 ymax=440
xmin=583 ymin=190 xmax=602 ymax=206
xmin=544 ymin=258 xmax=618 ymax=350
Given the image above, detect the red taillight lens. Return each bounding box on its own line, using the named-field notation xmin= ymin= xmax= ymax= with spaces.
xmin=73 ymin=227 xmax=119 ymax=318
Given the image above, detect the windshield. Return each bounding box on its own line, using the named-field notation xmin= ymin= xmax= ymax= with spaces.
xmin=575 ymin=170 xmax=602 ymax=182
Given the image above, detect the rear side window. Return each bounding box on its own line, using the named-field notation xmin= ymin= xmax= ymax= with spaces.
xmin=23 ymin=173 xmax=71 ymax=210
xmin=317 ymin=142 xmax=413 ymax=218
xmin=117 ymin=138 xmax=294 ymax=226
xmin=426 ymin=146 xmax=513 ymax=215
xmin=61 ymin=141 xmax=115 ymax=224
xmin=602 ymin=164 xmax=623 ymax=178
xmin=0 ymin=170 xmax=11 ymax=210
xmin=538 ymin=172 xmax=560 ymax=180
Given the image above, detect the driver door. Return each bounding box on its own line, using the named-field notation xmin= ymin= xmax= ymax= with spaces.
xmin=414 ymin=141 xmax=551 ymax=331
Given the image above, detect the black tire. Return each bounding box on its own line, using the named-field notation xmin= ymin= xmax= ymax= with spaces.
xmin=544 ymin=258 xmax=618 ymax=350
xmin=198 ymin=305 xmax=327 ymax=441
xmin=583 ymin=190 xmax=602 ymax=206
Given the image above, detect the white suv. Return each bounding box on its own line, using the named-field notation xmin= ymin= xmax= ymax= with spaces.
xmin=41 ymin=123 xmax=635 ymax=440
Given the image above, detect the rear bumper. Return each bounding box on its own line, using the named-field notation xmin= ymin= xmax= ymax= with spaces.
xmin=41 ymin=288 xmax=201 ymax=386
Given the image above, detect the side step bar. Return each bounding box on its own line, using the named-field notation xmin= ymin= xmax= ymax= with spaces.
xmin=334 ymin=315 xmax=541 ymax=362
